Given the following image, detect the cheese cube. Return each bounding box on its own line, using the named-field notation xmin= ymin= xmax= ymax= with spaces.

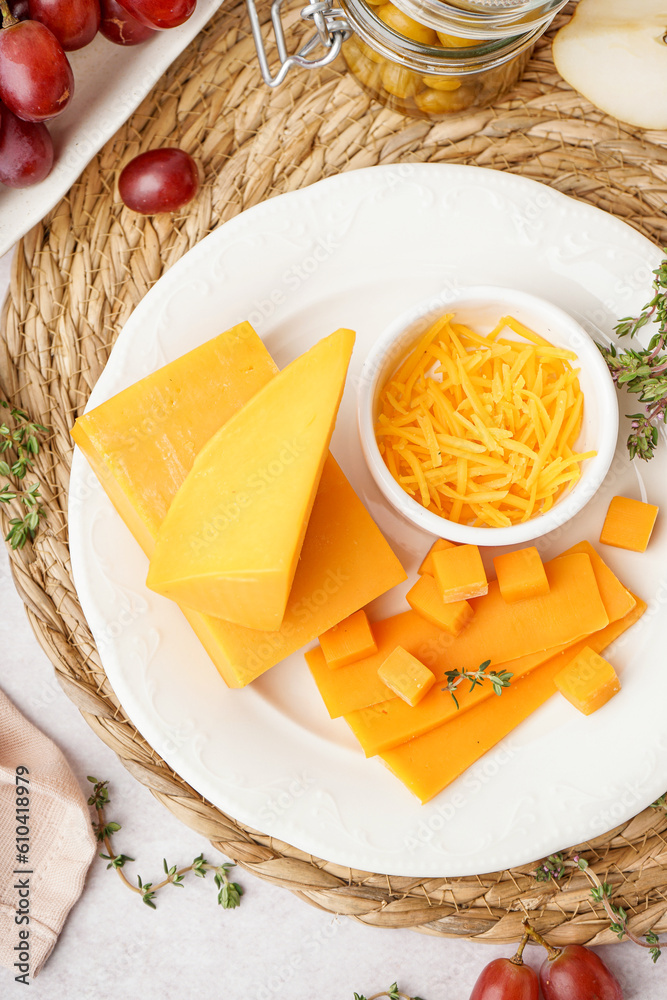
xmin=599 ymin=495 xmax=659 ymax=553
xmin=377 ymin=647 xmax=435 ymax=707
xmin=418 ymin=538 xmax=456 ymax=576
xmin=406 ymin=573 xmax=473 ymax=636
xmin=319 ymin=610 xmax=377 ymax=669
xmin=494 ymin=546 xmax=550 ymax=603
xmin=555 ymin=646 xmax=621 ymax=715
xmin=432 ymin=544 xmax=488 ymax=603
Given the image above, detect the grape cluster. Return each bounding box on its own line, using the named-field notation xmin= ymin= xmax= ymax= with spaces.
xmin=0 ymin=0 xmax=197 ymax=189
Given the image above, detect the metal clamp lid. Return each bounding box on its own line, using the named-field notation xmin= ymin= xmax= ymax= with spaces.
xmin=246 ymin=0 xmax=352 ymax=88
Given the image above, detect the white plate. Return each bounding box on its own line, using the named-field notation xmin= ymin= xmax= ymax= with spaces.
xmin=69 ymin=164 xmax=667 ymax=877
xmin=0 ymin=1 xmax=222 ymax=257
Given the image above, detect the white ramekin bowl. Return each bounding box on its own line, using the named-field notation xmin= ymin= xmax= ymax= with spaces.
xmin=357 ymin=286 xmax=619 ymax=546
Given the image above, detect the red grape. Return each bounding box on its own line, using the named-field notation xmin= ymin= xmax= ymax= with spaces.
xmin=28 ymin=0 xmax=101 ymax=51
xmin=114 ymin=0 xmax=195 ymax=30
xmin=118 ymin=148 xmax=200 ymax=213
xmin=9 ymin=0 xmax=29 ymax=18
xmin=0 ymin=19 xmax=74 ymax=122
xmin=100 ymin=0 xmax=154 ymax=44
xmin=540 ymin=945 xmax=624 ymax=1000
xmin=469 ymin=957 xmax=539 ymax=1000
xmin=0 ymin=100 xmax=53 ymax=185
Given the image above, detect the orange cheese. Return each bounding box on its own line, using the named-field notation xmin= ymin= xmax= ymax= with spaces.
xmin=345 ymin=543 xmax=634 ymax=755
xmin=306 ymin=552 xmax=609 ymax=717
xmin=377 ymin=647 xmax=435 ymax=706
xmin=146 ymin=329 xmax=355 ymax=630
xmin=599 ymin=495 xmax=659 ymax=553
xmin=380 ymin=594 xmax=646 ymax=802
xmin=72 ymin=323 xmax=406 ymax=687
xmin=71 ymin=322 xmax=277 ymax=555
xmin=319 ymin=610 xmax=377 ymax=669
xmin=432 ymin=544 xmax=488 ymax=602
xmin=406 ymin=573 xmax=473 ymax=636
xmin=555 ymin=647 xmax=621 ymax=715
xmin=494 ymin=546 xmax=549 ymax=603
xmin=418 ymin=538 xmax=456 ymax=576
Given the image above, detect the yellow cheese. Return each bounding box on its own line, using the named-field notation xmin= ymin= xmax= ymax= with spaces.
xmin=73 ymin=324 xmax=406 ymax=687
xmin=306 ymin=552 xmax=609 ymax=717
xmin=344 ymin=541 xmax=635 ymax=754
xmin=380 ymin=595 xmax=646 ymax=803
xmin=377 ymin=647 xmax=434 ymax=706
xmin=147 ymin=329 xmax=355 ymax=630
xmin=71 ymin=322 xmax=277 ymax=556
xmin=555 ymin=647 xmax=621 ymax=715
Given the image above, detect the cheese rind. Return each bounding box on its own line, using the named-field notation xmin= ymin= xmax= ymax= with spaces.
xmin=72 ymin=324 xmax=406 ymax=688
xmin=147 ymin=329 xmax=355 ymax=630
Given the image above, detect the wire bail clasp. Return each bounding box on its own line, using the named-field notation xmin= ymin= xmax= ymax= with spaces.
xmin=246 ymin=0 xmax=352 ymax=88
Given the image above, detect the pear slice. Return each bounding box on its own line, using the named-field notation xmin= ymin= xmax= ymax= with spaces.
xmin=553 ymin=0 xmax=667 ymax=129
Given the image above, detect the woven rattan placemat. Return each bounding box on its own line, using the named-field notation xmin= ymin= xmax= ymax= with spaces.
xmin=2 ymin=0 xmax=667 ymax=944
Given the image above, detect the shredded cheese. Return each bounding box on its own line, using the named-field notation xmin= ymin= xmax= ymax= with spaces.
xmin=375 ymin=313 xmax=595 ymax=528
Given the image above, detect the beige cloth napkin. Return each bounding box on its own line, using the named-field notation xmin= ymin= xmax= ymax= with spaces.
xmin=0 ymin=688 xmax=96 ymax=980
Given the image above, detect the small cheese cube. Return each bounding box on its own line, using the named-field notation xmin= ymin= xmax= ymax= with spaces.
xmin=406 ymin=573 xmax=473 ymax=636
xmin=319 ymin=610 xmax=377 ymax=669
xmin=418 ymin=538 xmax=456 ymax=576
xmin=493 ymin=546 xmax=550 ymax=604
xmin=377 ymin=646 xmax=435 ymax=707
xmin=599 ymin=495 xmax=659 ymax=553
xmin=432 ymin=544 xmax=488 ymax=603
xmin=555 ymin=646 xmax=621 ymax=715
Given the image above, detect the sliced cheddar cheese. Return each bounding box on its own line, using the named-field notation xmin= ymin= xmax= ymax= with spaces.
xmin=306 ymin=552 xmax=609 ymax=717
xmin=72 ymin=323 xmax=406 ymax=687
xmin=380 ymin=594 xmax=646 ymax=802
xmin=345 ymin=542 xmax=634 ymax=755
xmin=147 ymin=329 xmax=355 ymax=630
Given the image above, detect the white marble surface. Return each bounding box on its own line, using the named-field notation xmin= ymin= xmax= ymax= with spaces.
xmin=0 ymin=248 xmax=664 ymax=998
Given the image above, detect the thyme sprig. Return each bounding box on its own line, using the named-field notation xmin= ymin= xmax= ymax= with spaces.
xmin=354 ymin=984 xmax=426 ymax=1000
xmin=534 ymin=849 xmax=662 ymax=962
xmin=442 ymin=659 xmax=512 ymax=710
xmin=598 ymin=254 xmax=667 ymax=461
xmin=0 ymin=401 xmax=48 ymax=548
xmin=87 ymin=777 xmax=243 ymax=911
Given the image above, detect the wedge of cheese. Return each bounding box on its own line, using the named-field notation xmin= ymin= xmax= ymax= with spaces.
xmin=380 ymin=594 xmax=646 ymax=803
xmin=306 ymin=552 xmax=610 ymax=717
xmin=72 ymin=323 xmax=406 ymax=687
xmin=147 ymin=329 xmax=355 ymax=630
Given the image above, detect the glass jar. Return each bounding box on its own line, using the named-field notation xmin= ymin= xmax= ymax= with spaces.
xmin=339 ymin=0 xmax=568 ymax=120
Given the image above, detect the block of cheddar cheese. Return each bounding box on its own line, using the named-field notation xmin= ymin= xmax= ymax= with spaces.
xmin=147 ymin=329 xmax=355 ymax=630
xmin=72 ymin=323 xmax=406 ymax=687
